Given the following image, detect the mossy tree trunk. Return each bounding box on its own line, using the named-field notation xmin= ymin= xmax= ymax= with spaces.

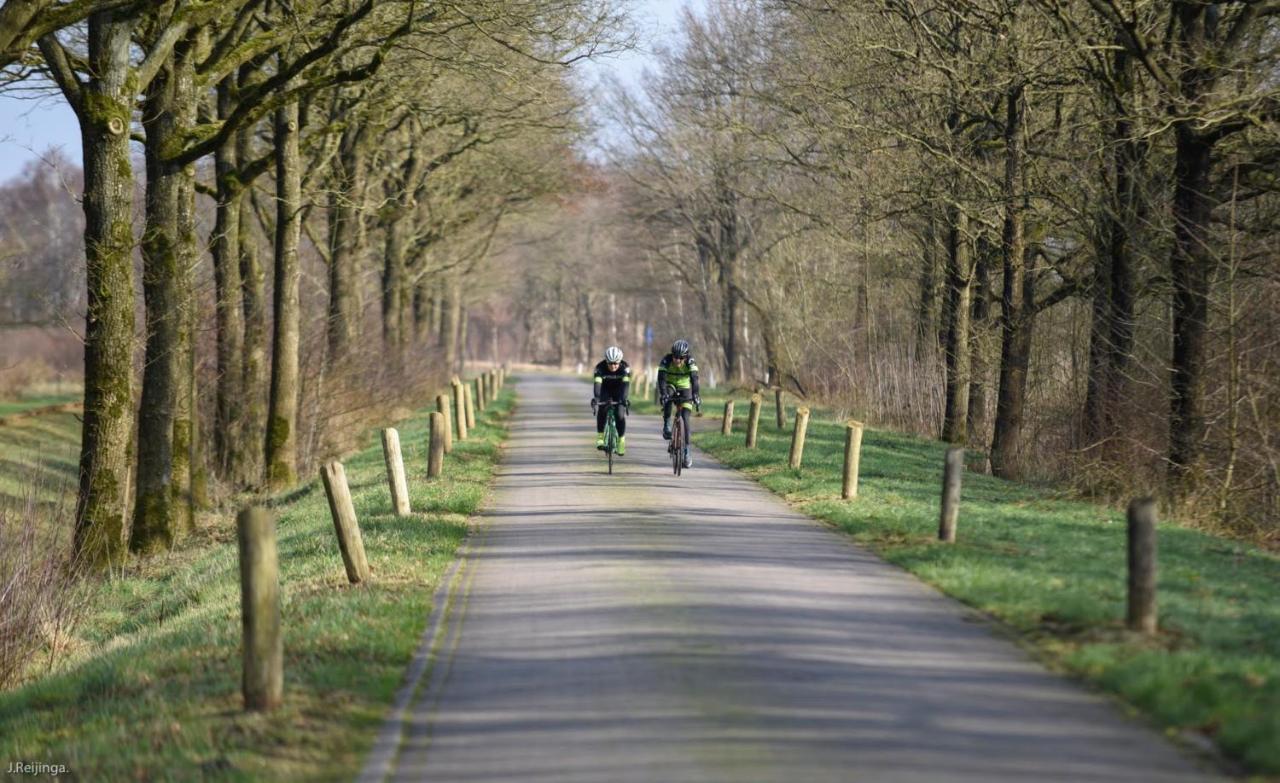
xmin=39 ymin=11 xmax=139 ymax=569
xmin=238 ymin=119 xmax=269 ymax=487
xmin=265 ymin=95 xmax=301 ymax=490
xmin=132 ymin=33 xmax=198 ymax=553
xmin=212 ymin=76 xmax=246 ymax=482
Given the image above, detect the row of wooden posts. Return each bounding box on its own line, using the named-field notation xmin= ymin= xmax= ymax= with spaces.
xmin=236 ymin=366 xmax=506 ymax=711
xmin=722 ymin=387 xmax=1161 ymax=637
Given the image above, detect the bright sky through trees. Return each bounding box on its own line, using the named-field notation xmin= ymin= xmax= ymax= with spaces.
xmin=0 ymin=0 xmax=701 ymax=183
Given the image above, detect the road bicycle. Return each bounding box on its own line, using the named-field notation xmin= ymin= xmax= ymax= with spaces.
xmin=663 ymin=388 xmax=699 ymax=476
xmin=592 ymin=399 xmax=626 ymax=474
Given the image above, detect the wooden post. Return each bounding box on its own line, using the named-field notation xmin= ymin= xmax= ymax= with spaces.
xmin=938 ymin=446 xmax=964 ymax=542
xmin=789 ymin=407 xmax=811 ymax=468
xmin=320 ymin=461 xmax=371 ymax=583
xmin=453 ymin=382 xmax=468 ymax=441
xmin=381 ymin=428 xmax=411 ymax=516
xmin=427 ymin=412 xmax=445 ymax=478
xmin=746 ymin=394 xmax=762 ymax=448
xmin=474 ymin=376 xmax=486 ymax=413
xmin=463 ymin=382 xmax=476 ymax=429
xmin=238 ymin=507 xmax=282 ymax=712
xmin=436 ymin=394 xmax=453 ymax=454
xmin=488 ymin=370 xmax=497 ymax=402
xmin=721 ymin=400 xmax=735 ymax=436
xmin=1126 ymin=498 xmax=1158 ymax=633
xmin=842 ymin=421 xmax=865 ymax=500
xmin=775 ymin=387 xmax=786 ymax=429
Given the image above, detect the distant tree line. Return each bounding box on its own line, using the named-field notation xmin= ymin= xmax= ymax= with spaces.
xmin=508 ymin=0 xmax=1279 ymax=534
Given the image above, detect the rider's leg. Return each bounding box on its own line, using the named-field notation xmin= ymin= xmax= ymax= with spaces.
xmin=662 ymin=399 xmax=672 ymax=439
xmin=614 ymin=403 xmax=627 ymax=436
xmin=596 ymin=404 xmax=606 ymax=448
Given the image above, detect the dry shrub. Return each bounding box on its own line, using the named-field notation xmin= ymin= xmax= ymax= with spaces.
xmin=0 ymin=476 xmax=88 ymax=689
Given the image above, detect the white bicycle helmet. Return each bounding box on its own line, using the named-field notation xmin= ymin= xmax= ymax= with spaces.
xmin=604 ymin=346 xmax=623 ymax=363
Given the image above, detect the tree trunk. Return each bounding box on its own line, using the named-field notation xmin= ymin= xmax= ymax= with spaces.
xmin=327 ymin=124 xmax=364 ymax=361
xmin=581 ymin=293 xmax=594 ymax=364
xmin=991 ymin=85 xmax=1031 ymax=479
xmin=915 ymin=212 xmax=940 ymax=361
xmin=1168 ymin=125 xmax=1214 ymax=494
xmin=238 ymin=122 xmax=268 ymax=487
xmin=265 ymin=97 xmax=301 ymax=490
xmin=1084 ymin=58 xmax=1141 ymax=446
xmin=62 ymin=11 xmax=138 ymax=569
xmin=212 ymin=78 xmax=245 ymax=482
xmin=967 ymin=239 xmax=993 ymax=447
xmin=132 ymin=36 xmax=196 ymax=553
xmin=413 ymin=276 xmax=432 ymax=343
xmin=442 ymin=279 xmax=461 ymax=371
xmin=381 ymin=212 xmax=407 ymax=351
xmin=942 ymin=206 xmax=973 ymax=444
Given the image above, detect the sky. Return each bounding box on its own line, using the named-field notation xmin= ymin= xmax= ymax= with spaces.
xmin=0 ymin=0 xmax=700 ymax=184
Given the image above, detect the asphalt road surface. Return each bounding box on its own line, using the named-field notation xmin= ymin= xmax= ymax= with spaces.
xmin=364 ymin=374 xmax=1219 ymax=783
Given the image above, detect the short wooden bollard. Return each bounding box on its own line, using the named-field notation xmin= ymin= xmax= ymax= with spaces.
xmin=427 ymin=412 xmax=445 ymax=478
xmin=475 ymin=376 xmax=487 ymax=413
xmin=238 ymin=507 xmax=282 ymax=712
xmin=320 ymin=461 xmax=371 ymax=583
xmin=842 ymin=420 xmax=864 ymax=500
xmin=381 ymin=428 xmax=411 ymax=516
xmin=745 ymin=394 xmax=762 ymax=448
xmin=721 ymin=400 xmax=735 ymax=435
xmin=463 ymin=383 xmax=476 ymax=429
xmin=453 ymin=383 xmax=468 ymax=441
xmin=436 ymin=394 xmax=453 ymax=454
xmin=788 ymin=407 xmax=811 ymax=468
xmin=1127 ymin=498 xmax=1158 ymax=633
xmin=488 ymin=370 xmax=497 ymax=402
xmin=938 ymin=446 xmax=964 ymax=542
xmin=775 ymin=387 xmax=786 ymax=429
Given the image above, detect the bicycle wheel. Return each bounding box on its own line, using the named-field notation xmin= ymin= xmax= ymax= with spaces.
xmin=672 ymin=418 xmax=684 ymax=476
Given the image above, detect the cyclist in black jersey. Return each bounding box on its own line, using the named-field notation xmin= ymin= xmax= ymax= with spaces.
xmin=657 ymin=339 xmax=700 ymax=467
xmin=592 ymin=346 xmax=631 ymax=455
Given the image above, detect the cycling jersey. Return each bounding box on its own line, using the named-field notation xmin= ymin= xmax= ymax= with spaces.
xmin=593 ymin=359 xmax=631 ymax=401
xmin=657 ymin=353 xmax=700 ymax=393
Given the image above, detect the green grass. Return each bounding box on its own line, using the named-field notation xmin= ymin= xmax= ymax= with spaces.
xmin=0 ymin=385 xmax=516 ymax=782
xmin=0 ymin=408 xmax=81 ymax=511
xmin=664 ymin=387 xmax=1280 ymax=775
xmin=0 ymin=392 xmax=81 ymax=417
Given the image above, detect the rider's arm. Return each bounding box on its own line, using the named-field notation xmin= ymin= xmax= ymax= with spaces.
xmin=621 ymin=367 xmax=631 ymax=404
xmin=690 ymin=364 xmax=701 ymax=398
xmin=592 ymin=365 xmax=602 ymax=401
xmin=656 ymin=366 xmax=668 ymax=395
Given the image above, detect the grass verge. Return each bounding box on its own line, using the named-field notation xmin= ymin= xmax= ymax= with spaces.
xmin=0 ymin=385 xmax=515 ymax=781
xmin=642 ymin=386 xmax=1280 ymax=776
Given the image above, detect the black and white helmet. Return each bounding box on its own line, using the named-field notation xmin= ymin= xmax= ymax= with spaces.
xmin=670 ymin=339 xmax=691 ymax=358
xmin=604 ymin=346 xmax=623 ymax=363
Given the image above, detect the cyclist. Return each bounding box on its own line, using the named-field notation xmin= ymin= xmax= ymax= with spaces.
xmin=592 ymin=345 xmax=631 ymax=455
xmin=658 ymin=339 xmax=701 ymax=467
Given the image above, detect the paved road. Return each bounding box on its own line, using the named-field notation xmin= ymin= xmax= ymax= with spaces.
xmin=368 ymin=374 xmax=1218 ymax=783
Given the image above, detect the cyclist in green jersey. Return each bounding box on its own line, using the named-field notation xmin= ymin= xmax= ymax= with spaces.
xmin=657 ymin=340 xmax=701 ymax=464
